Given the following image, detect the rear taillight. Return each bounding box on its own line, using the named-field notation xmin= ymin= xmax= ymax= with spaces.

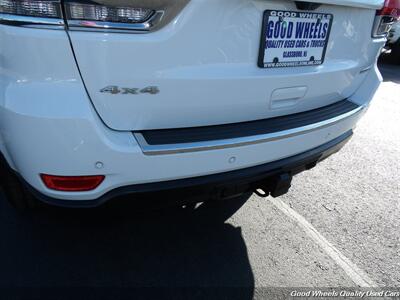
xmin=0 ymin=0 xmax=188 ymax=32
xmin=372 ymin=0 xmax=400 ymax=37
xmin=0 ymin=0 xmax=64 ymax=27
xmin=0 ymin=0 xmax=60 ymax=17
xmin=41 ymin=174 xmax=105 ymax=192
xmin=64 ymin=2 xmax=163 ymax=32
xmin=65 ymin=3 xmax=153 ymax=24
xmin=378 ymin=0 xmax=400 ymax=17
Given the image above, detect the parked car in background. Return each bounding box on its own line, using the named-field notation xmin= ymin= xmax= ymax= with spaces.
xmin=0 ymin=0 xmax=399 ymax=210
xmin=387 ymin=20 xmax=400 ymax=62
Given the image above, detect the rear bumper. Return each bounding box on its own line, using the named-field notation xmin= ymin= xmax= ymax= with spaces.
xmin=0 ymin=24 xmax=382 ymax=204
xmin=18 ymin=130 xmax=353 ymax=208
xmin=0 ymin=98 xmax=367 ymax=203
xmin=0 ymin=64 xmax=378 ymax=203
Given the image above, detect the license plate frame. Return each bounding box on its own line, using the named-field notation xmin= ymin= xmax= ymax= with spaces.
xmin=258 ymin=10 xmax=333 ymax=68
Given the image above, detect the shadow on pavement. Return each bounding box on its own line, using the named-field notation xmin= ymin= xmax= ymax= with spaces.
xmin=378 ymin=53 xmax=400 ymax=84
xmin=0 ymin=192 xmax=254 ymax=299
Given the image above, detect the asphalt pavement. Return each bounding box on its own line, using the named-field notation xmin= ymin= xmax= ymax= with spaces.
xmin=0 ymin=58 xmax=399 ymax=299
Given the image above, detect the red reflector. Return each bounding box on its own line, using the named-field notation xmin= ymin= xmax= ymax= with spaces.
xmin=40 ymin=174 xmax=105 ymax=192
xmin=378 ymin=0 xmax=400 ymax=17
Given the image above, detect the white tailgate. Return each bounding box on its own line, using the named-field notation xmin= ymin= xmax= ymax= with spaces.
xmin=68 ymin=0 xmax=383 ymax=130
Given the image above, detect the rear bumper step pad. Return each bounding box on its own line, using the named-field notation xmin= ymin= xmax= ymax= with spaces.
xmin=134 ymin=100 xmax=362 ymax=155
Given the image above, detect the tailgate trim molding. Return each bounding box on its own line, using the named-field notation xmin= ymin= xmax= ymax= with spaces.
xmin=289 ymin=0 xmax=385 ymax=10
xmin=134 ymin=102 xmax=364 ymax=156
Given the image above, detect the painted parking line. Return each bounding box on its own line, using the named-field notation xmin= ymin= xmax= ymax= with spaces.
xmin=269 ymin=197 xmax=377 ymax=288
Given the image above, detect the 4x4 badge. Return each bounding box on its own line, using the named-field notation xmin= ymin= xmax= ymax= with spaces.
xmin=100 ymin=86 xmax=160 ymax=95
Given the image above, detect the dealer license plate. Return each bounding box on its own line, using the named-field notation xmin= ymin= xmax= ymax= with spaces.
xmin=258 ymin=10 xmax=333 ymax=68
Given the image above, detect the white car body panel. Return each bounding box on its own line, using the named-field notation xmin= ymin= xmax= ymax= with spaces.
xmin=0 ymin=0 xmax=386 ymax=202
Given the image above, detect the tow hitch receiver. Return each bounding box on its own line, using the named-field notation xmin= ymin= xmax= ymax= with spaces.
xmin=255 ymin=173 xmax=293 ymax=198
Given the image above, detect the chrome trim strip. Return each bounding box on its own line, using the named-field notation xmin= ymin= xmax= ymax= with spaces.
xmin=134 ymin=105 xmax=365 ymax=156
xmin=0 ymin=13 xmax=64 ymax=29
xmin=360 ymin=65 xmax=373 ymax=73
xmin=67 ymin=11 xmax=164 ymax=33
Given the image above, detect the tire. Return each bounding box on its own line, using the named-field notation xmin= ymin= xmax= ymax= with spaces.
xmin=0 ymin=161 xmax=40 ymax=210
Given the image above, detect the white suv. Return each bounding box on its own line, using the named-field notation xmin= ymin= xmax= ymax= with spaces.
xmin=0 ymin=0 xmax=398 ymax=209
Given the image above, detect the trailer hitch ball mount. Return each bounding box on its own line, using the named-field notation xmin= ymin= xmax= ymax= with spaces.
xmin=254 ymin=173 xmax=293 ymax=198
